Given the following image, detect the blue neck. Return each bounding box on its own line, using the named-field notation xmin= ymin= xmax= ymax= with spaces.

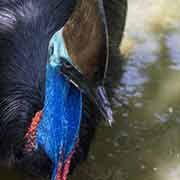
xmin=35 ymin=29 xmax=83 ymax=180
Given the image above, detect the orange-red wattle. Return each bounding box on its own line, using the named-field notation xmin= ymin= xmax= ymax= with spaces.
xmin=24 ymin=111 xmax=77 ymax=180
xmin=24 ymin=111 xmax=43 ymax=152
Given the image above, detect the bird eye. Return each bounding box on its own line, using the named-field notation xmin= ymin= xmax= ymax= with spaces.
xmin=48 ymin=43 xmax=54 ymax=58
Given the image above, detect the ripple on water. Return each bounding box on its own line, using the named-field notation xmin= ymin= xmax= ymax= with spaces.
xmin=166 ymin=33 xmax=180 ymax=70
xmin=72 ymin=1 xmax=180 ymax=180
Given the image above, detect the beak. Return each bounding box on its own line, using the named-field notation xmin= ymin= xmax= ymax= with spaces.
xmin=60 ymin=58 xmax=114 ymax=126
xmin=95 ymin=85 xmax=114 ymax=126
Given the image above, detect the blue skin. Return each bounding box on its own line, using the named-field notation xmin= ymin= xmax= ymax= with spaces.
xmin=36 ymin=29 xmax=83 ymax=179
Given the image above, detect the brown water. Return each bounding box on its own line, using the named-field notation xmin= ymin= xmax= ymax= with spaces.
xmin=72 ymin=1 xmax=180 ymax=180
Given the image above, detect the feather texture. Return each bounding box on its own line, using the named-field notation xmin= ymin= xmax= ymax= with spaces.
xmin=0 ymin=0 xmax=76 ymax=178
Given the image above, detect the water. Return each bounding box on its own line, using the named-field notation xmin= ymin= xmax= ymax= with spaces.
xmin=72 ymin=0 xmax=180 ymax=180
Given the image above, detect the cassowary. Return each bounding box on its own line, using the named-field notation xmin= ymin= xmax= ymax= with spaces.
xmin=0 ymin=0 xmax=127 ymax=179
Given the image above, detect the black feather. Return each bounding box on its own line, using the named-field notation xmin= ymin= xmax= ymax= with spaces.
xmin=0 ymin=0 xmax=75 ymax=178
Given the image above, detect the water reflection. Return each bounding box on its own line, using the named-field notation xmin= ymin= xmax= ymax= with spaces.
xmin=72 ymin=0 xmax=180 ymax=180
xmin=166 ymin=33 xmax=180 ymax=70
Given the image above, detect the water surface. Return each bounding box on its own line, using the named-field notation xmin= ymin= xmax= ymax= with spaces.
xmin=72 ymin=1 xmax=180 ymax=180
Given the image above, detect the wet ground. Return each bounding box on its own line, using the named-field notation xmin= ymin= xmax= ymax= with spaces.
xmin=72 ymin=0 xmax=180 ymax=180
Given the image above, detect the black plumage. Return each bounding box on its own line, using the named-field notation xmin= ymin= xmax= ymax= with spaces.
xmin=0 ymin=0 xmax=75 ymax=178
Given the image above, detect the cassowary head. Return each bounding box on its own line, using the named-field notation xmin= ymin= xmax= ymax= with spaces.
xmin=0 ymin=0 xmax=113 ymax=179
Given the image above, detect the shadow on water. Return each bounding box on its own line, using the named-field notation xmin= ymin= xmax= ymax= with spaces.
xmin=72 ymin=0 xmax=180 ymax=180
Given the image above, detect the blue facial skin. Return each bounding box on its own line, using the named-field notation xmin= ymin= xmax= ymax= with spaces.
xmin=36 ymin=29 xmax=83 ymax=179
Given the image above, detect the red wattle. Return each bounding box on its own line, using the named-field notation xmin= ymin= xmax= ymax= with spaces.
xmin=56 ymin=149 xmax=75 ymax=180
xmin=24 ymin=110 xmax=77 ymax=180
xmin=24 ymin=111 xmax=43 ymax=152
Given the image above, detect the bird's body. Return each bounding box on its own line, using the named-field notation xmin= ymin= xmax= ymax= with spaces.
xmin=0 ymin=0 xmax=127 ymax=179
